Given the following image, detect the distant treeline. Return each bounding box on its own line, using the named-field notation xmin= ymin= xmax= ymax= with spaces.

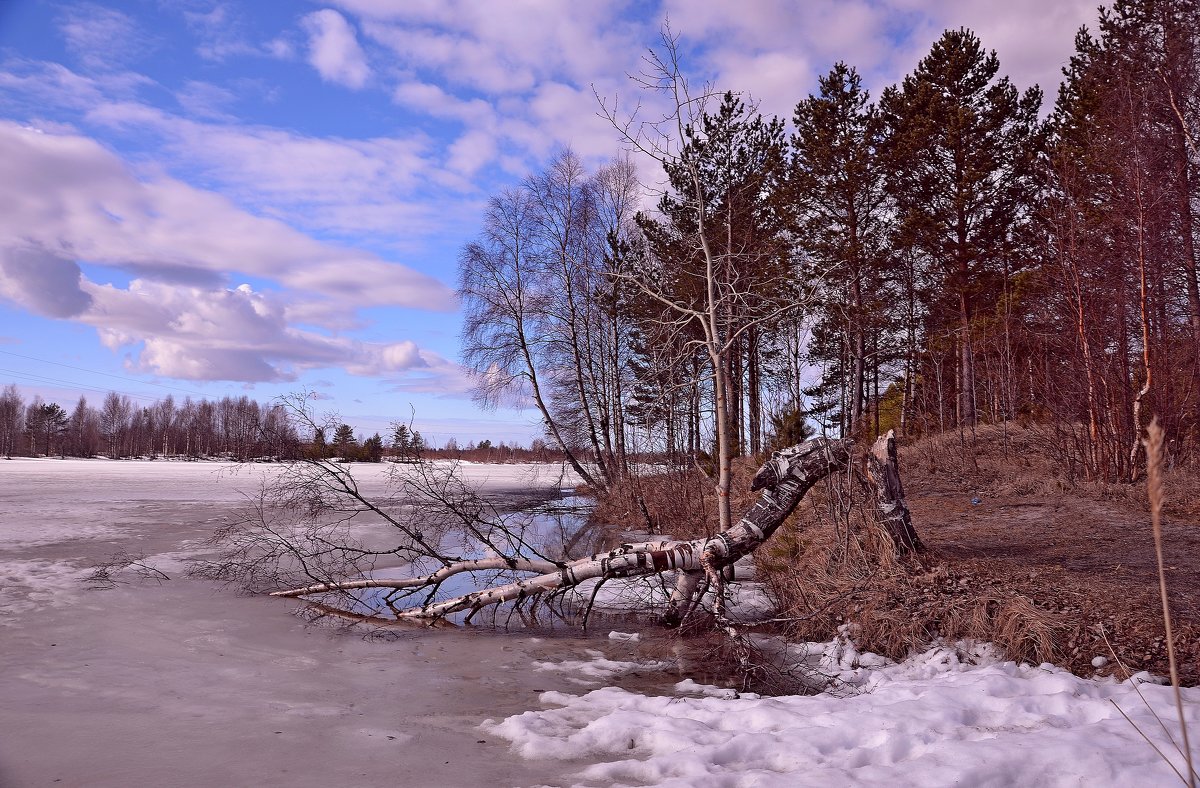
xmin=0 ymin=385 xmax=301 ymax=460
xmin=0 ymin=384 xmax=569 ymax=463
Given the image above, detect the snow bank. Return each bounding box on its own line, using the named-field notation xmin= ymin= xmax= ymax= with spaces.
xmin=485 ymin=640 xmax=1200 ymax=787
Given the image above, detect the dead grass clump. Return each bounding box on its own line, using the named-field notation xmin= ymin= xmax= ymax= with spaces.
xmin=987 ymin=596 xmax=1060 ymax=665
xmin=759 ymin=469 xmax=1070 ymax=667
xmin=589 ymin=465 xmax=714 ymax=538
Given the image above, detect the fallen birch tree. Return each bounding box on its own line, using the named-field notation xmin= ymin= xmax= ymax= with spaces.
xmin=202 ymin=423 xmax=920 ymax=628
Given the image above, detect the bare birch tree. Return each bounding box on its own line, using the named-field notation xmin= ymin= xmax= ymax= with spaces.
xmin=599 ymin=26 xmax=805 ymax=532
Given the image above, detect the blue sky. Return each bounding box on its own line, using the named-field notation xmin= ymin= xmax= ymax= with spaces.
xmin=0 ymin=0 xmax=1100 ymax=446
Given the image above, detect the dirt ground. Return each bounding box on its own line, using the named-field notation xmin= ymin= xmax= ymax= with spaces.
xmin=903 ymin=447 xmax=1200 ymax=684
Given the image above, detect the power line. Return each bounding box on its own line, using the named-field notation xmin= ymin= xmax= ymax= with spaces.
xmin=0 ymin=368 xmax=161 ymax=405
xmin=0 ymin=349 xmax=209 ymax=398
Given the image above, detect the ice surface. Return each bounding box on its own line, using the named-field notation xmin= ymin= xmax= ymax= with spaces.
xmin=0 ymin=457 xmax=644 ymax=788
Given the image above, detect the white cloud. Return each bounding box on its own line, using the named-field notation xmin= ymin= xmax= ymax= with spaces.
xmin=0 ymin=245 xmax=93 ymax=318
xmin=923 ymin=0 xmax=1101 ymax=92
xmin=0 ymin=59 xmax=151 ymax=113
xmin=302 ymin=9 xmax=371 ymax=89
xmin=265 ymin=38 xmax=296 ymax=59
xmin=0 ymin=122 xmax=461 ymax=384
xmin=343 ymin=1 xmax=636 ymax=90
xmin=75 ymin=98 xmax=457 ymax=242
xmin=58 ymin=3 xmax=155 ymax=72
xmin=174 ymin=80 xmax=238 ymax=120
xmin=658 ymin=0 xmax=1100 ymax=110
xmin=85 ymin=278 xmax=448 ymax=382
xmin=0 ymin=60 xmax=480 ymax=243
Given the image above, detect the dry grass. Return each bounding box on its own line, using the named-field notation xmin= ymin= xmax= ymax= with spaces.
xmin=591 ymin=459 xmax=765 ymax=541
xmin=1144 ymin=419 xmax=1197 ymax=786
xmin=905 ymin=422 xmax=1200 ymax=517
xmin=757 ymin=468 xmax=1069 ymax=667
xmin=590 ymin=425 xmax=1199 ymax=689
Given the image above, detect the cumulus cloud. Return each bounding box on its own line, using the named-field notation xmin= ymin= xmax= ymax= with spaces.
xmin=0 ymin=122 xmax=453 ymax=310
xmin=87 ymin=279 xmax=444 ymax=382
xmin=354 ymin=1 xmax=643 ymax=171
xmin=0 ymin=121 xmax=460 ymax=384
xmin=0 ymin=59 xmax=478 ymax=243
xmin=73 ymin=97 xmax=459 ymax=242
xmin=658 ymin=0 xmax=1099 ymax=112
xmin=302 ymin=9 xmax=371 ymax=89
xmin=342 ymin=0 xmax=1101 ymax=173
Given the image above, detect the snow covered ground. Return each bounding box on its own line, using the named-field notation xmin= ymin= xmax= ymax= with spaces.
xmin=489 ymin=636 xmax=1200 ymax=787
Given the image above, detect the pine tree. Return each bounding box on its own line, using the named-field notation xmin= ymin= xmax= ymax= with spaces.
xmin=311 ymin=427 xmax=328 ymax=459
xmin=362 ymin=433 xmax=384 ymax=463
xmin=332 ymin=423 xmax=357 ymax=460
xmin=391 ymin=423 xmax=410 ymax=452
xmin=881 ymin=29 xmax=1043 ymax=428
xmin=791 ymin=63 xmax=894 ymax=437
xmin=634 ymin=89 xmax=794 ymax=524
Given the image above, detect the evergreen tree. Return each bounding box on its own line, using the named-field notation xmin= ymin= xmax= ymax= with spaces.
xmin=362 ymin=433 xmax=384 ymax=463
xmin=636 ymin=89 xmax=794 ymax=499
xmin=1037 ymin=0 xmax=1200 ymax=478
xmin=409 ymin=430 xmax=425 ymax=458
xmin=791 ymin=63 xmax=894 ymax=436
xmin=390 ymin=423 xmax=425 ymax=462
xmin=26 ymin=401 xmax=67 ymax=456
xmin=881 ymin=29 xmax=1043 ymax=428
xmin=391 ymin=423 xmax=411 ymax=454
xmin=332 ymin=423 xmax=357 ymax=460
xmin=311 ymin=426 xmax=328 ymax=459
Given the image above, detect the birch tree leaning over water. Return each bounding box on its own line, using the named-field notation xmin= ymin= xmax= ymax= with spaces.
xmin=197 ymin=396 xmax=919 ymax=632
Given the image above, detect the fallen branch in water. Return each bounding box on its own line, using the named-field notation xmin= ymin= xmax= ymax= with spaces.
xmin=265 ymin=434 xmax=919 ymax=626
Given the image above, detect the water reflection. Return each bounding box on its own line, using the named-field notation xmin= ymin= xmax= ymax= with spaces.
xmin=307 ymin=489 xmax=622 ymax=627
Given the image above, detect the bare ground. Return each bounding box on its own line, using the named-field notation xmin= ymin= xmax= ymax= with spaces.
xmin=901 ymin=431 xmax=1200 ymax=685
xmin=600 ymin=428 xmax=1200 ymax=686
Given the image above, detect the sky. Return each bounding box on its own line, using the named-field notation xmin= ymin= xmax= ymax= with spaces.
xmin=0 ymin=0 xmax=1104 ymax=447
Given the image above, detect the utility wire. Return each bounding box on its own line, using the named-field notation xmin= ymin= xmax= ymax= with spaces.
xmin=0 ymin=368 xmax=161 ymax=405
xmin=0 ymin=349 xmax=209 ymax=398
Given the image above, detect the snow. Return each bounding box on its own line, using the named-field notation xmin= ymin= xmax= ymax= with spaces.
xmin=6 ymin=457 xmax=1196 ymax=786
xmin=0 ymin=557 xmax=93 ymax=619
xmin=608 ymin=631 xmax=641 ymax=642
xmin=0 ymin=458 xmax=630 ymax=788
xmin=486 ymin=639 xmax=1200 ymax=787
xmin=534 ymin=649 xmax=672 ymax=684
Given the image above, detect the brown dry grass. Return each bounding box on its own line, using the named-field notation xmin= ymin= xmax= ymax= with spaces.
xmin=590 ymin=424 xmax=1200 ymax=685
xmin=590 ymin=458 xmax=765 ymax=541
xmin=905 ymin=422 xmax=1200 ymax=517
xmin=757 ymin=466 xmax=1070 ymax=667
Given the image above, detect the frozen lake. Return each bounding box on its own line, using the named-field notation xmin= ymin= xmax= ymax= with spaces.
xmin=0 ymin=458 xmax=667 ymax=788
